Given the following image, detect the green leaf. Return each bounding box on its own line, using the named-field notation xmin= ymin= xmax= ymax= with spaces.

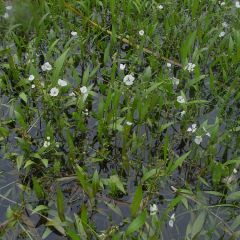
xmin=104 ymin=44 xmax=110 ymax=65
xmin=14 ymin=110 xmax=27 ymax=128
xmin=141 ymin=169 xmax=158 ymax=183
xmin=125 ymin=211 xmax=147 ymax=236
xmin=47 ymin=39 xmax=60 ymax=59
xmin=143 ymin=66 xmax=152 ymax=82
xmin=167 ymin=151 xmax=191 ymax=175
xmin=191 ymin=211 xmax=206 ymax=238
xmin=109 ymin=175 xmax=126 ymax=194
xmin=74 ymin=214 xmax=87 ymax=239
xmin=180 ymin=30 xmax=197 ymax=63
xmin=204 ymin=191 xmax=224 ymax=197
xmin=19 ymin=92 xmax=27 ymax=103
xmin=32 ymin=177 xmax=44 ymax=199
xmin=105 ymin=202 xmax=122 ymax=217
xmin=57 ymin=186 xmax=65 ymax=221
xmin=231 ymin=215 xmax=240 ymax=231
xmin=191 ymin=0 xmax=199 ymax=17
xmin=31 ymin=205 xmax=49 ymax=214
xmin=24 ymin=160 xmax=35 ymax=168
xmin=52 ymin=48 xmax=70 ymax=83
xmin=16 ymin=155 xmax=24 ymax=170
xmin=92 ymin=170 xmax=100 ymax=195
xmin=42 ymin=227 xmax=52 ymax=239
xmin=41 ymin=159 xmax=48 ymax=168
xmin=76 ymin=166 xmax=93 ymax=198
xmin=227 ymin=191 xmax=240 ymax=201
xmin=212 ymin=163 xmax=223 ymax=185
xmin=145 ymin=82 xmax=162 ymax=95
xmin=130 ymin=185 xmax=143 ymax=217
xmin=82 ymin=65 xmax=90 ymax=85
xmin=46 ymin=218 xmax=66 ymax=236
xmin=66 ymin=229 xmax=81 ymax=240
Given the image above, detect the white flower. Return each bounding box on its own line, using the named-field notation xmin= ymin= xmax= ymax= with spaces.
xmin=58 ymin=79 xmax=68 ymax=87
xmin=236 ymin=1 xmax=240 ymax=8
xmin=84 ymin=109 xmax=89 ymax=116
xmin=139 ymin=30 xmax=144 ymax=36
xmin=31 ymin=84 xmax=35 ymax=89
xmin=120 ymin=64 xmax=126 ymax=70
xmin=98 ymin=233 xmax=106 ymax=239
xmin=82 ymin=109 xmax=89 ymax=116
xmin=158 ymin=4 xmax=164 ymax=10
xmin=126 ymin=121 xmax=133 ymax=126
xmin=150 ymin=204 xmax=158 ymax=215
xmin=123 ymin=74 xmax=135 ymax=86
xmin=184 ymin=63 xmax=196 ymax=72
xmin=194 ymin=136 xmax=202 ymax=145
xmin=206 ymin=132 xmax=211 ymax=137
xmin=46 ymin=136 xmax=50 ymax=140
xmin=43 ymin=141 xmax=50 ymax=148
xmin=233 ymin=168 xmax=238 ymax=174
xmin=168 ymin=213 xmax=176 ymax=227
xmin=69 ymin=92 xmax=76 ymax=97
xmin=6 ymin=6 xmax=12 ymax=10
xmin=222 ymin=174 xmax=235 ymax=184
xmin=187 ymin=124 xmax=197 ymax=133
xmin=40 ymin=82 xmax=45 ymax=87
xmin=222 ymin=22 xmax=228 ymax=28
xmin=203 ymin=127 xmax=211 ymax=137
xmin=172 ymin=77 xmax=179 ymax=86
xmin=80 ymin=86 xmax=88 ymax=94
xmin=167 ymin=62 xmax=172 ymax=68
xmin=50 ymin=87 xmax=59 ymax=97
xmin=219 ymin=31 xmax=225 ymax=37
xmin=41 ymin=62 xmax=52 ymax=71
xmin=28 ymin=75 xmax=35 ymax=81
xmin=3 ymin=12 xmax=9 ymax=19
xmin=180 ymin=111 xmax=186 ymax=117
xmin=219 ymin=1 xmax=225 ymax=6
xmin=170 ymin=185 xmax=178 ymax=192
xmin=169 ymin=219 xmax=174 ymax=228
xmin=177 ymin=96 xmax=185 ymax=104
xmin=71 ymin=31 xmax=78 ymax=36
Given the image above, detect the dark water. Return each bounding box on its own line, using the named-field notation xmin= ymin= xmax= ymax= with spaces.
xmin=1 ymin=72 xmax=239 ymax=239
xmin=0 ymin=156 xmax=18 ymax=222
xmin=0 ymin=20 xmax=239 ymax=239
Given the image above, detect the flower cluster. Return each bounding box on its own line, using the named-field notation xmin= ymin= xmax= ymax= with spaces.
xmin=43 ymin=137 xmax=51 ymax=148
xmin=3 ymin=5 xmax=12 ymax=19
xmin=184 ymin=63 xmax=196 ymax=72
